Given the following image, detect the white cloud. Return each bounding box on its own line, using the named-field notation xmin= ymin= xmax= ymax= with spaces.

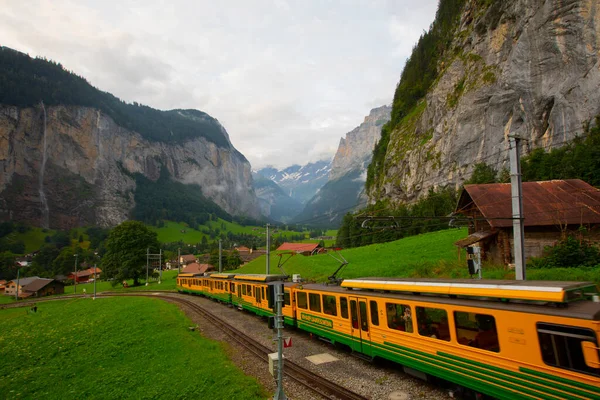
xmin=0 ymin=0 xmax=438 ymax=169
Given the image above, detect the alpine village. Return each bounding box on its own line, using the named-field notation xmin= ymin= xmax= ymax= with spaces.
xmin=1 ymin=1 xmax=600 ymax=399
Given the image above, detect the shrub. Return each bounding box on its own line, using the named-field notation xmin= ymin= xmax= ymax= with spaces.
xmin=528 ymin=236 xmax=600 ymax=268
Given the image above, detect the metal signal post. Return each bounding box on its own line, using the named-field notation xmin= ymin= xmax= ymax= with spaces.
xmin=274 ymin=282 xmax=287 ymax=400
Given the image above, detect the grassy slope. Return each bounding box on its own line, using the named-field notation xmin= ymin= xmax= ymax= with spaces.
xmin=0 ymin=297 xmax=267 ymax=399
xmin=149 ymin=219 xmax=307 ymax=244
xmin=235 ymin=229 xmax=469 ymax=281
xmin=7 ymin=227 xmax=55 ymax=254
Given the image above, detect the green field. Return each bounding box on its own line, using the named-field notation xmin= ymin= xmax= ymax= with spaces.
xmin=149 ymin=219 xmax=308 ymax=244
xmin=0 ymin=297 xmax=267 ymax=399
xmin=235 ymin=228 xmax=469 ymax=281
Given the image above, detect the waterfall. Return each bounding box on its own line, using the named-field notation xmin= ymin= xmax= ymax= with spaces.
xmin=38 ymin=102 xmax=50 ymax=228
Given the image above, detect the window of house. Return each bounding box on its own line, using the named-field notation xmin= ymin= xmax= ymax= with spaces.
xmin=297 ymin=292 xmax=308 ymax=309
xmin=309 ymin=293 xmax=322 ymax=313
xmin=416 ymin=306 xmax=450 ymax=341
xmin=537 ymin=323 xmax=600 ymax=376
xmin=323 ymin=295 xmax=337 ymax=316
xmin=370 ymin=300 xmax=379 ymax=326
xmin=340 ymin=297 xmax=349 ymax=319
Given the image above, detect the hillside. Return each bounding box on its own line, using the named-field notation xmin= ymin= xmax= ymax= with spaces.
xmin=367 ymin=0 xmax=600 ymax=206
xmin=235 ymin=229 xmax=469 ymax=281
xmin=0 ymin=47 xmax=260 ymax=229
xmin=0 ymin=47 xmax=230 ymax=147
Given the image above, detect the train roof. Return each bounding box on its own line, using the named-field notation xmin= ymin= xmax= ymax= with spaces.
xmin=340 ymin=278 xmax=598 ymax=303
xmin=210 ymin=273 xmax=236 ymax=279
xmin=177 ymin=273 xmax=203 ymax=278
xmin=295 ymin=282 xmax=600 ymax=320
xmin=233 ymin=274 xmax=287 ymax=282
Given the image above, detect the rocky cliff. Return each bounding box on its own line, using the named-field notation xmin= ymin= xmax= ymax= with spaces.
xmin=292 ymin=106 xmax=390 ymax=228
xmin=368 ymin=0 xmax=600 ymax=205
xmin=0 ymin=104 xmax=260 ymax=229
xmin=330 ymin=105 xmax=391 ymax=182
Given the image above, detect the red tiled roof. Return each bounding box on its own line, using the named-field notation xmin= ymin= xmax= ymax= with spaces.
xmin=276 ymin=243 xmax=320 ymax=252
xmin=181 ymin=263 xmax=214 ymax=274
xmin=458 ymin=179 xmax=600 ymax=228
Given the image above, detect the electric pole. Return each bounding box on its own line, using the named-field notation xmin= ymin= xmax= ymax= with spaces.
xmin=73 ymin=253 xmax=78 ymax=293
xmin=266 ymin=223 xmax=270 ymax=275
xmin=509 ymin=135 xmax=526 ymax=280
xmin=219 ymin=239 xmax=222 ymax=273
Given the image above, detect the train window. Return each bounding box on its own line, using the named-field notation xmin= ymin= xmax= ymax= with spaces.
xmin=416 ymin=306 xmax=450 ymax=341
xmin=230 ymin=283 xmax=235 ymax=292
xmin=370 ymin=301 xmax=379 ymax=326
xmin=262 ymin=287 xmax=265 ymax=299
xmin=309 ymin=293 xmax=322 ymax=313
xmin=537 ymin=323 xmax=600 ymax=376
xmin=284 ymin=290 xmax=291 ymax=306
xmin=323 ymin=295 xmax=337 ymax=316
xmin=454 ymin=312 xmax=499 ymax=352
xmin=340 ymin=297 xmax=349 ymax=319
xmin=386 ymin=303 xmax=413 ymax=333
xmin=297 ymin=292 xmax=308 ymax=309
xmin=242 ymin=285 xmax=247 ymax=295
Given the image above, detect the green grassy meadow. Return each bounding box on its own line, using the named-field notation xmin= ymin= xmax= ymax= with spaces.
xmin=235 ymin=228 xmax=469 ymax=281
xmin=0 ymin=297 xmax=267 ymax=399
xmin=149 ymin=219 xmax=308 ymax=244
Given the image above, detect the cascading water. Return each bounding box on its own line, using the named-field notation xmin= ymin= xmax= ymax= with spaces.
xmin=38 ymin=102 xmax=50 ymax=228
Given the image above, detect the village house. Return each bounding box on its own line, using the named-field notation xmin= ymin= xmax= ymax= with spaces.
xmin=68 ymin=267 xmax=102 ymax=283
xmin=179 ymin=254 xmax=197 ymax=265
xmin=0 ymin=280 xmax=6 ymax=294
xmin=20 ymin=278 xmax=65 ymax=298
xmin=454 ymin=179 xmax=600 ymax=265
xmin=181 ymin=262 xmax=214 ymax=274
xmin=4 ymin=276 xmax=41 ymax=297
xmin=276 ymin=242 xmax=324 ymax=256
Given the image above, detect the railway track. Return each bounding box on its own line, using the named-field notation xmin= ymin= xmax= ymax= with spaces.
xmin=103 ymin=292 xmax=369 ymax=400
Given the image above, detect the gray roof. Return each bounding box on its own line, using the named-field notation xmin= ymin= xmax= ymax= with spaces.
xmin=7 ymin=276 xmax=41 ymax=287
xmin=22 ymin=278 xmax=57 ymax=293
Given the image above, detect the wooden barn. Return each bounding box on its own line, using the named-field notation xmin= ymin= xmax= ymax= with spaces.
xmin=454 ymin=179 xmax=600 ymax=265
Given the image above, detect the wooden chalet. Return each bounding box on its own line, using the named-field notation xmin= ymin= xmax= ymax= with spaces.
xmin=454 ymin=179 xmax=600 ymax=265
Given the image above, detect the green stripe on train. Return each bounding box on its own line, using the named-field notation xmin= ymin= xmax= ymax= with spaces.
xmin=295 ymin=319 xmax=575 ymax=400
xmin=440 ymin=352 xmax=600 ymax=399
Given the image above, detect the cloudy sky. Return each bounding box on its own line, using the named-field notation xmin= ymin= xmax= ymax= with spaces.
xmin=1 ymin=0 xmax=437 ymax=169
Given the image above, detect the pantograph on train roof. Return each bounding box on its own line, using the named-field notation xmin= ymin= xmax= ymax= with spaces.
xmin=341 ymin=277 xmax=598 ymax=303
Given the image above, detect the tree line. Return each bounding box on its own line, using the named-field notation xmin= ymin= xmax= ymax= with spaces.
xmin=0 ymin=47 xmax=229 ymax=147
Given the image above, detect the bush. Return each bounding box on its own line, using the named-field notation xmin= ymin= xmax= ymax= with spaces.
xmin=528 ymin=236 xmax=600 ymax=268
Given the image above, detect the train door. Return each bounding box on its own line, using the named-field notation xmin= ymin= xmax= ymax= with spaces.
xmin=350 ymin=297 xmax=372 ymax=355
xmin=255 ymin=285 xmax=262 ymax=308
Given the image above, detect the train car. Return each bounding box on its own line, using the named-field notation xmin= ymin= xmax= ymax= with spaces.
xmin=287 ymin=278 xmax=600 ymax=399
xmin=232 ymin=274 xmax=287 ymax=318
xmin=204 ymin=273 xmax=236 ymax=303
xmin=176 ymin=273 xmax=205 ymax=295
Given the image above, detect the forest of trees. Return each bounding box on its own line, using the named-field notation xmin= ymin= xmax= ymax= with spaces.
xmin=0 ymin=46 xmax=229 ymax=147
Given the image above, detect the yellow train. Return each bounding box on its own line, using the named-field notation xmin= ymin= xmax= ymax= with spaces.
xmin=178 ymin=274 xmax=600 ymax=399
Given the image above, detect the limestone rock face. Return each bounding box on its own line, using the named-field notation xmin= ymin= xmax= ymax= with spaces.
xmin=369 ymin=0 xmax=600 ymax=205
xmin=0 ymin=105 xmax=260 ymax=228
xmin=330 ymin=105 xmax=391 ymax=182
